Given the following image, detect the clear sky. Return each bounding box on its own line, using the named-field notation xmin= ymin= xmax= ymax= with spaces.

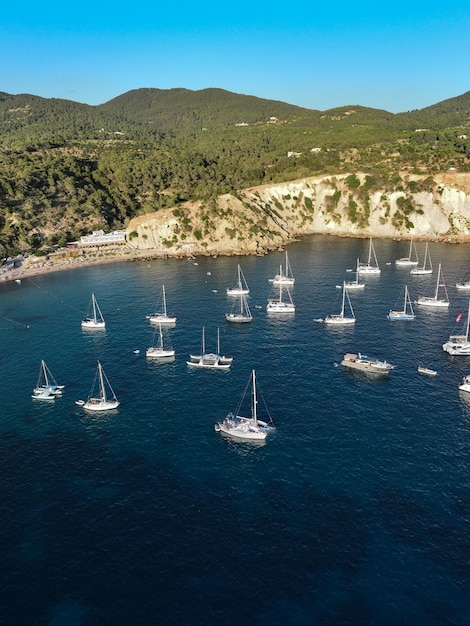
xmin=1 ymin=0 xmax=469 ymax=113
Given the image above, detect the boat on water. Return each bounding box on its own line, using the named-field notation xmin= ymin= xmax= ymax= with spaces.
xmin=227 ymin=264 xmax=250 ymax=296
xmin=226 ymin=292 xmax=252 ymax=323
xmin=459 ymin=375 xmax=470 ymax=393
xmin=266 ymin=283 xmax=295 ymax=314
xmin=341 ymin=352 xmax=395 ymax=375
xmin=344 ymin=258 xmax=365 ymax=290
xmin=75 ymin=361 xmax=120 ymax=411
xmin=270 ymin=251 xmax=295 ymax=286
xmin=418 ymin=365 xmax=437 ymax=376
xmin=443 ymin=300 xmax=470 ymax=355
xmin=387 ymin=285 xmax=415 ymax=320
xmin=456 ymin=281 xmax=470 ymax=290
xmin=414 ymin=263 xmax=449 ymax=308
xmin=410 ymin=242 xmax=433 ymax=275
xmin=357 ymin=237 xmax=381 ymax=275
xmin=32 ymin=359 xmax=65 ymax=398
xmin=81 ymin=293 xmax=106 ymax=329
xmin=324 ymin=282 xmax=355 ymax=325
xmin=395 ymin=239 xmax=419 ymax=267
xmin=148 ymin=285 xmax=176 ymax=325
xmin=146 ymin=323 xmax=175 ymax=359
xmin=32 ymin=388 xmax=56 ymax=401
xmin=187 ymin=327 xmax=233 ymax=369
xmin=214 ymin=370 xmax=273 ymax=441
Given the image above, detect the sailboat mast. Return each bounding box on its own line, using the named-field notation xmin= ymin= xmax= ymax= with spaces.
xmin=252 ymin=370 xmax=258 ymax=425
xmin=341 ymin=282 xmax=346 ymax=316
xmin=162 ymin=286 xmax=167 ymax=316
xmin=98 ymin=362 xmax=106 ymax=402
xmin=435 ymin=264 xmax=441 ymax=299
xmin=92 ymin=293 xmax=97 ymax=323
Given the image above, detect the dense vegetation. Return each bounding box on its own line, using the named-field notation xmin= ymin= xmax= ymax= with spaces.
xmin=0 ymin=87 xmax=469 ymax=255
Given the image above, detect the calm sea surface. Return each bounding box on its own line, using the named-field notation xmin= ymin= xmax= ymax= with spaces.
xmin=2 ymin=235 xmax=470 ymax=625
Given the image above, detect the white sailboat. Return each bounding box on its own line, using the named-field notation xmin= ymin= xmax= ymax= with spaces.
xmin=410 ymin=242 xmax=432 ymax=275
xmin=357 ymin=237 xmax=381 ymax=275
xmin=270 ymin=251 xmax=295 ymax=286
xmin=459 ymin=375 xmax=470 ymax=393
xmin=456 ymin=280 xmax=470 ymax=290
xmin=76 ymin=361 xmax=120 ymax=411
xmin=344 ymin=258 xmax=365 ymax=290
xmin=395 ymin=239 xmax=419 ymax=267
xmin=227 ymin=265 xmax=250 ymax=296
xmin=443 ymin=300 xmax=470 ymax=355
xmin=149 ymin=285 xmax=176 ymax=325
xmin=266 ymin=283 xmax=295 ymax=313
xmin=415 ymin=263 xmax=449 ymax=308
xmin=387 ymin=285 xmax=415 ymax=320
xmin=187 ymin=327 xmax=233 ymax=369
xmin=146 ymin=323 xmax=175 ymax=359
xmin=324 ymin=282 xmax=355 ymax=325
xmin=81 ymin=293 xmax=105 ymax=329
xmin=32 ymin=360 xmax=65 ymax=398
xmin=214 ymin=370 xmax=271 ymax=441
xmin=226 ymin=293 xmax=252 ymax=323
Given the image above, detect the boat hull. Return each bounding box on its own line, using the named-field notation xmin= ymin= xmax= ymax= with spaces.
xmin=341 ymin=353 xmax=394 ymax=375
xmin=225 ymin=314 xmax=252 ymax=323
xmin=82 ymin=399 xmax=120 ymax=411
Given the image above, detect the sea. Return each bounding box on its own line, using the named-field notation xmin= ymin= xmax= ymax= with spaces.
xmin=1 ymin=234 xmax=470 ymax=625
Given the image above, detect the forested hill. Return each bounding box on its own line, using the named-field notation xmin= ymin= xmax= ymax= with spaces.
xmin=0 ymin=87 xmax=469 ymax=255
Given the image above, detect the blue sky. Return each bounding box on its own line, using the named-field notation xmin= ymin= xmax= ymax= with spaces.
xmin=1 ymin=1 xmax=469 ymax=113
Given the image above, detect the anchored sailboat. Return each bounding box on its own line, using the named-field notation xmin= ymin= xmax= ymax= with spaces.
xmin=76 ymin=361 xmax=120 ymax=411
xmin=415 ymin=263 xmax=449 ymax=308
xmin=81 ymin=293 xmax=105 ymax=329
xmin=270 ymin=251 xmax=295 ymax=286
xmin=149 ymin=285 xmax=176 ymax=325
xmin=344 ymin=258 xmax=365 ymax=290
xmin=226 ymin=292 xmax=252 ymax=323
xmin=32 ymin=359 xmax=65 ymax=399
xmin=387 ymin=285 xmax=415 ymax=320
xmin=410 ymin=242 xmax=432 ymax=275
xmin=395 ymin=239 xmax=419 ymax=267
xmin=357 ymin=237 xmax=381 ymax=275
xmin=187 ymin=327 xmax=233 ymax=369
xmin=227 ymin=265 xmax=250 ymax=296
xmin=324 ymin=282 xmax=355 ymax=325
xmin=146 ymin=323 xmax=175 ymax=359
xmin=443 ymin=300 xmax=470 ymax=355
xmin=266 ymin=283 xmax=295 ymax=313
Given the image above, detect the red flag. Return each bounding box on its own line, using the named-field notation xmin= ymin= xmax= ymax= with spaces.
xmin=456 ymin=313 xmax=463 ymax=322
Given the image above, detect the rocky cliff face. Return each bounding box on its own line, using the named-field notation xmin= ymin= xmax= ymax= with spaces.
xmin=126 ymin=172 xmax=470 ymax=256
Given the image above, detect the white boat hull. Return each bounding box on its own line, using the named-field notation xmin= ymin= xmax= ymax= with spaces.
xmin=146 ymin=348 xmax=175 ymax=359
xmin=225 ymin=313 xmax=252 ymax=323
xmin=324 ymin=316 xmax=355 ymax=325
xmin=341 ymin=353 xmax=394 ymax=375
xmin=456 ymin=282 xmax=470 ymax=290
xmin=387 ymin=312 xmax=415 ymax=320
xmin=396 ymin=259 xmax=419 ymax=267
xmin=415 ymin=298 xmax=449 ymax=308
xmin=82 ymin=399 xmax=120 ymax=411
xmin=81 ymin=319 xmax=106 ymax=329
xmin=149 ymin=315 xmax=176 ymax=325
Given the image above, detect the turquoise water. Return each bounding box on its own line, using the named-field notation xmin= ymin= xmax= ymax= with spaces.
xmin=1 ymin=235 xmax=470 ymax=625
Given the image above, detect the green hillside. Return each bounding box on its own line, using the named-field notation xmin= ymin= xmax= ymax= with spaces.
xmin=0 ymin=87 xmax=469 ymax=255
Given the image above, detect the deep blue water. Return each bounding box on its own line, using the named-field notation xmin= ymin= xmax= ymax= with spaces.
xmin=1 ymin=235 xmax=470 ymax=625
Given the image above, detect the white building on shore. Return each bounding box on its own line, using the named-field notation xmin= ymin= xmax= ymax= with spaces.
xmin=79 ymin=230 xmax=127 ymax=246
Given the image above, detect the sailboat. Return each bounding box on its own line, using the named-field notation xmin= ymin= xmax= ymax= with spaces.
xmin=76 ymin=361 xmax=120 ymax=411
xmin=324 ymin=282 xmax=355 ymax=325
xmin=187 ymin=327 xmax=233 ymax=369
xmin=344 ymin=258 xmax=365 ymax=290
xmin=146 ymin=323 xmax=175 ymax=359
xmin=387 ymin=285 xmax=415 ymax=320
xmin=357 ymin=237 xmax=381 ymax=275
xmin=81 ymin=293 xmax=105 ymax=329
xmin=32 ymin=360 xmax=65 ymax=399
xmin=415 ymin=263 xmax=449 ymax=308
xmin=266 ymin=283 xmax=295 ymax=313
xmin=443 ymin=300 xmax=470 ymax=355
xmin=214 ymin=370 xmax=272 ymax=441
xmin=395 ymin=239 xmax=419 ymax=267
xmin=410 ymin=242 xmax=432 ymax=275
xmin=149 ymin=285 xmax=176 ymax=325
xmin=270 ymin=251 xmax=295 ymax=286
xmin=226 ymin=293 xmax=252 ymax=323
xmin=226 ymin=265 xmax=250 ymax=296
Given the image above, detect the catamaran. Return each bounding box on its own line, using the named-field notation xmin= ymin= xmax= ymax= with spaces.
xmin=32 ymin=359 xmax=65 ymax=399
xmin=324 ymin=282 xmax=355 ymax=325
xmin=395 ymin=239 xmax=419 ymax=267
xmin=443 ymin=300 xmax=470 ymax=355
xmin=81 ymin=293 xmax=105 ymax=329
xmin=414 ymin=263 xmax=449 ymax=308
xmin=214 ymin=370 xmax=273 ymax=441
xmin=270 ymin=251 xmax=295 ymax=286
xmin=187 ymin=327 xmax=233 ymax=369
xmin=387 ymin=285 xmax=415 ymax=320
xmin=410 ymin=242 xmax=432 ymax=275
xmin=357 ymin=238 xmax=381 ymax=275
xmin=227 ymin=265 xmax=250 ymax=296
xmin=76 ymin=361 xmax=120 ymax=411
xmin=148 ymin=285 xmax=176 ymax=325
